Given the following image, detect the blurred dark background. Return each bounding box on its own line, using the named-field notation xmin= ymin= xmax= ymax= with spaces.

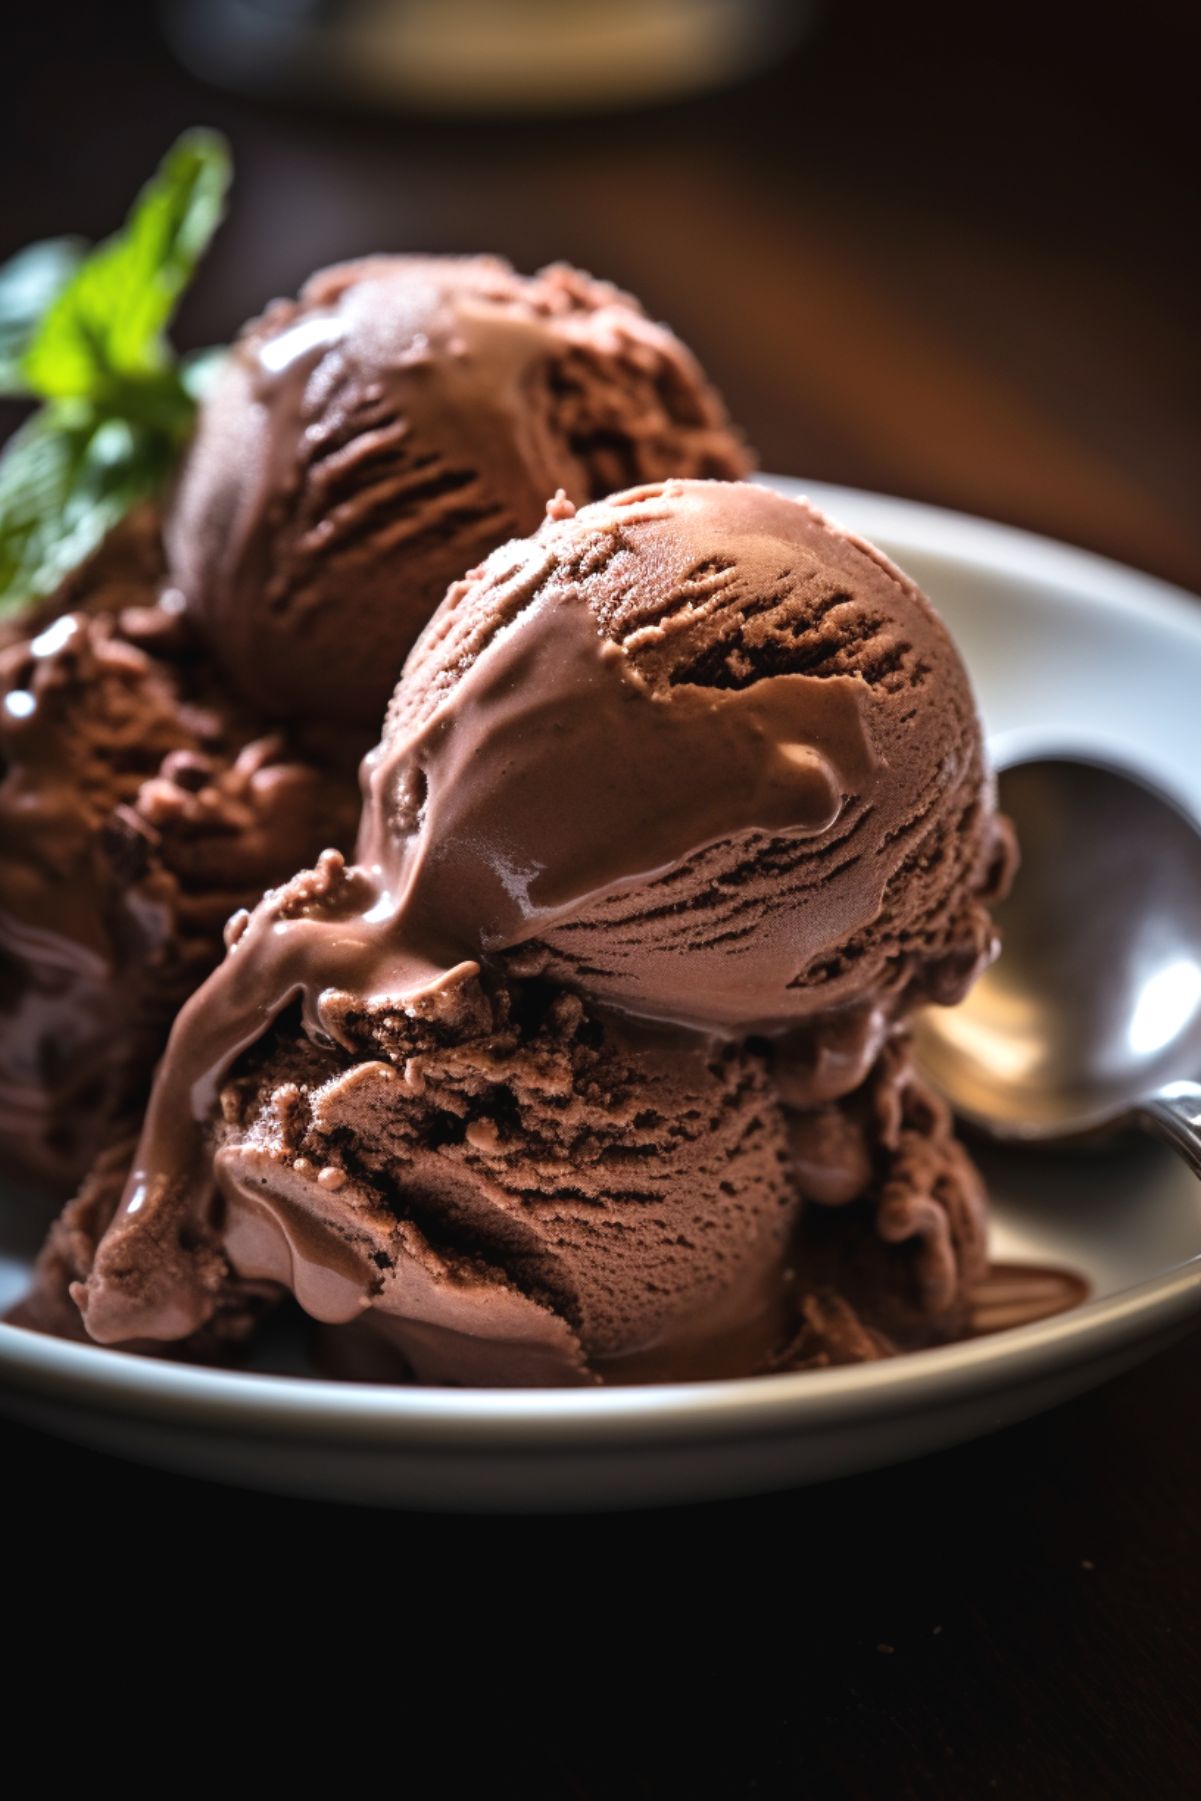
xmin=4 ymin=0 xmax=1199 ymax=588
xmin=3 ymin=6 xmax=1199 ymax=1790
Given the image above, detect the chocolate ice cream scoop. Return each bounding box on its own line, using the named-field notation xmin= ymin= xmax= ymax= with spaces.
xmin=375 ymin=479 xmax=1013 ymax=1033
xmin=0 ymin=514 xmax=359 ymax=1190
xmin=75 ymin=482 xmax=1011 ymax=1375
xmin=168 ymin=257 xmax=749 ymax=725
xmin=149 ymin=957 xmax=797 ymax=1384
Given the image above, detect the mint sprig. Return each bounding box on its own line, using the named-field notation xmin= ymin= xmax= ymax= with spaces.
xmin=0 ymin=129 xmax=231 ymax=620
xmin=0 ymin=413 xmax=170 ymax=609
xmin=0 ymin=237 xmax=87 ymax=394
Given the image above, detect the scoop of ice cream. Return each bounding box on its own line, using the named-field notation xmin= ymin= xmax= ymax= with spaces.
xmin=71 ymin=856 xmax=986 ymax=1378
xmin=73 ymin=481 xmax=1011 ymax=1375
xmin=85 ymin=950 xmax=795 ymax=1382
xmin=210 ymin=994 xmax=987 ymax=1383
xmin=0 ymin=516 xmax=359 ymax=1190
xmin=370 ymin=479 xmax=1013 ymax=1036
xmin=168 ymin=256 xmax=749 ymax=726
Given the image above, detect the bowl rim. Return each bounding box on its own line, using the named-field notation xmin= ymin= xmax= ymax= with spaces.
xmin=4 ymin=478 xmax=1200 ymax=1449
xmin=3 ymin=1255 xmax=1199 ymax=1445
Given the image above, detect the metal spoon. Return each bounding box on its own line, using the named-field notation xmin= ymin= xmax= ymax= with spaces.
xmin=915 ymin=758 xmax=1201 ymax=1176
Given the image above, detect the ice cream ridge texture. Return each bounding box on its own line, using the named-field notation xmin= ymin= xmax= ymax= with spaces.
xmin=0 ymin=255 xmax=748 ymax=1191
xmin=75 ymin=480 xmax=1014 ymax=1385
xmin=169 ymin=254 xmax=750 ymax=724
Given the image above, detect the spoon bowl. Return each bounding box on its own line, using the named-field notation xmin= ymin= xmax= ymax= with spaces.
xmin=917 ymin=758 xmax=1201 ymax=1165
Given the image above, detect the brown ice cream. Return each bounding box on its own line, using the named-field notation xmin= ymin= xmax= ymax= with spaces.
xmin=7 ymin=1131 xmax=277 ymax=1354
xmin=168 ymin=256 xmax=750 ymax=725
xmin=381 ymin=477 xmax=1002 ymax=1032
xmin=0 ymin=513 xmax=359 ymax=1190
xmin=75 ymin=481 xmax=1013 ymax=1382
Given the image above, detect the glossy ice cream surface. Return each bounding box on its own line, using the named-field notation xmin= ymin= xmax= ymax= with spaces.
xmin=77 ymin=482 xmax=1014 ymax=1382
xmin=381 ymin=477 xmax=1003 ymax=1031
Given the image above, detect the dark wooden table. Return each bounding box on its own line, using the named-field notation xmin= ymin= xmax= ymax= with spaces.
xmin=3 ymin=5 xmax=1197 ymax=1787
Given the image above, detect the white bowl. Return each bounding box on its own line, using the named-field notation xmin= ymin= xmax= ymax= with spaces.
xmin=3 ymin=476 xmax=1199 ymax=1511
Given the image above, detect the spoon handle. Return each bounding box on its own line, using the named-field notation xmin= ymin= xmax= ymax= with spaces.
xmin=1139 ymin=1081 xmax=1201 ymax=1179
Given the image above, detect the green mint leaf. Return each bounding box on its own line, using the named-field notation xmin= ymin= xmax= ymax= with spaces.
xmin=22 ymin=129 xmax=231 ymax=403
xmin=0 ymin=237 xmax=88 ymax=395
xmin=0 ymin=407 xmax=172 ymax=619
xmin=0 ymin=128 xmax=233 ymax=621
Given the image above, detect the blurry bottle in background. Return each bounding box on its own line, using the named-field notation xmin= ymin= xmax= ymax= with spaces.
xmin=164 ymin=0 xmax=819 ymax=115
